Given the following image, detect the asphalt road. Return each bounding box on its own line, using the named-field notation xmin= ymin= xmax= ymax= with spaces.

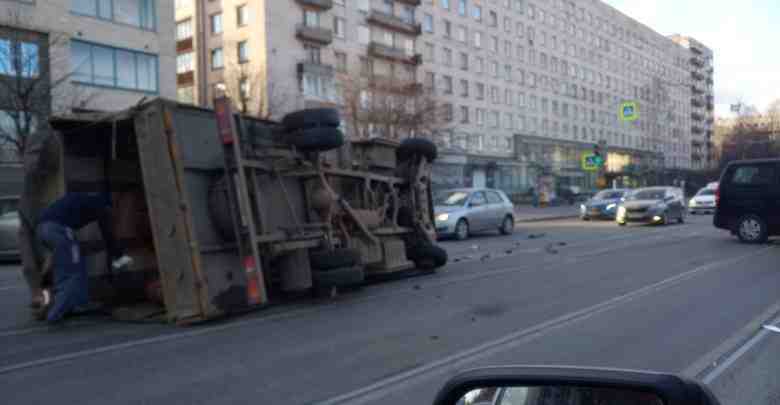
xmin=1 ymin=214 xmax=779 ymax=404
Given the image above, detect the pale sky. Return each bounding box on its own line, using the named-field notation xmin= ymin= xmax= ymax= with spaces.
xmin=603 ymin=0 xmax=780 ymax=118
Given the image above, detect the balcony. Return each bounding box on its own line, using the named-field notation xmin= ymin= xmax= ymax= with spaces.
xmin=691 ymin=126 xmax=704 ymax=134
xmin=296 ymin=24 xmax=333 ymax=45
xmin=691 ymin=71 xmax=704 ymax=81
xmin=691 ymin=112 xmax=704 ymax=121
xmin=295 ymin=0 xmax=333 ymax=10
xmin=367 ymin=9 xmax=422 ymax=36
xmin=689 ymin=56 xmax=704 ymax=68
xmin=691 ymin=84 xmax=704 ymax=94
xmin=368 ymin=41 xmax=422 ymax=65
xmin=691 ymin=98 xmax=704 ymax=108
xmin=297 ymin=61 xmax=334 ymax=78
xmin=176 ymin=37 xmax=193 ymax=53
xmin=706 ymin=78 xmax=713 ymax=85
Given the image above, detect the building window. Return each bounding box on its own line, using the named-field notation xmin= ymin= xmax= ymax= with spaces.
xmin=442 ymin=0 xmax=450 ymax=10
xmin=177 ymin=86 xmax=194 ymax=104
xmin=357 ymin=0 xmax=369 ymax=12
xmin=210 ymin=47 xmax=223 ymax=69
xmin=443 ymin=75 xmax=453 ymax=94
xmin=424 ymin=71 xmax=435 ymax=90
xmin=335 ymin=51 xmax=347 ymax=72
xmin=489 ymin=10 xmax=497 ymax=27
xmin=443 ymin=48 xmax=452 ymax=66
xmin=490 ymin=36 xmax=498 ymax=52
xmin=457 ymin=26 xmax=467 ymax=42
xmin=473 ymin=5 xmax=481 ymax=21
xmin=460 ymin=79 xmax=468 ymax=97
xmin=334 ymin=17 xmax=346 ymax=38
xmin=460 ymin=106 xmax=469 ymax=123
xmin=71 ymin=0 xmax=157 ymax=31
xmin=176 ymin=51 xmax=193 ymax=74
xmin=475 ymin=57 xmax=483 ymax=73
xmin=176 ymin=19 xmax=192 ymax=40
xmin=474 ymin=31 xmax=482 ymax=48
xmin=459 ymin=52 xmax=468 ymax=70
xmin=211 ymin=13 xmax=223 ymax=34
xmin=239 ymin=78 xmax=250 ymax=101
xmin=302 ymin=73 xmax=334 ymax=100
xmin=72 ymin=40 xmax=158 ymax=92
xmin=237 ymin=40 xmax=249 ymax=63
xmin=423 ymin=14 xmax=433 ymax=32
xmin=304 ymin=10 xmax=320 ymax=27
xmin=476 ymin=83 xmax=484 ymax=99
xmin=0 ymin=39 xmax=40 ymax=78
xmin=400 ymin=5 xmax=415 ymax=24
xmin=444 ymin=20 xmax=451 ymax=37
xmin=458 ymin=0 xmax=466 ymax=16
xmin=304 ymin=44 xmax=321 ymax=64
xmin=444 ymin=103 xmax=453 ymax=122
xmin=237 ymin=4 xmax=249 ymax=27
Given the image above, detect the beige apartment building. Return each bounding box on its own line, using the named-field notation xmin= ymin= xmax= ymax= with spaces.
xmin=175 ymin=0 xmax=712 ymax=194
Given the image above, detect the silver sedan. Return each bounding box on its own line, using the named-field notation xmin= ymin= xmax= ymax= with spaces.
xmin=434 ymin=188 xmax=515 ymax=240
xmin=0 ymin=195 xmax=20 ymax=261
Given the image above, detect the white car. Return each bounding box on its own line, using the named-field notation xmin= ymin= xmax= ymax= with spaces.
xmin=688 ymin=187 xmax=716 ymax=214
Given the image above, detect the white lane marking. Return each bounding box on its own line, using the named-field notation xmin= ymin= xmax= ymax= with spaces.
xmin=762 ymin=324 xmax=780 ymax=333
xmin=316 ymin=247 xmax=774 ymax=405
xmin=701 ymin=328 xmax=772 ymax=385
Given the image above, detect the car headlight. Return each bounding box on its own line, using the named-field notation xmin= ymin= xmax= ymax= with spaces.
xmin=436 ymin=213 xmax=449 ymax=222
xmin=689 ymin=199 xmax=697 ymax=206
xmin=580 ymin=204 xmax=587 ymax=213
xmin=606 ymin=203 xmax=616 ymax=211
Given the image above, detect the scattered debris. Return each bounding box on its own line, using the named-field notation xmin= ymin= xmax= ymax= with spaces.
xmin=430 ymin=335 xmax=440 ymax=340
xmin=471 ymin=317 xmax=477 ymax=322
xmin=505 ymin=250 xmax=513 ymax=254
xmin=480 ymin=254 xmax=491 ymax=262
xmin=413 ymin=285 xmax=422 ymax=290
xmin=557 ymin=242 xmax=568 ymax=246
xmin=545 ymin=243 xmax=559 ymax=254
xmin=470 ymin=245 xmax=480 ymax=251
xmin=528 ymin=233 xmax=547 ymax=239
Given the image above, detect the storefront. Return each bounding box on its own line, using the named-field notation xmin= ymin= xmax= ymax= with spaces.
xmin=432 ymin=152 xmax=525 ymax=196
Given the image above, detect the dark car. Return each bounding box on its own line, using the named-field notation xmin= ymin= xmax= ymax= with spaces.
xmin=616 ymin=187 xmax=686 ymax=226
xmin=580 ymin=189 xmax=630 ymax=220
xmin=714 ymin=158 xmax=780 ymax=243
xmin=0 ymin=195 xmax=20 ymax=261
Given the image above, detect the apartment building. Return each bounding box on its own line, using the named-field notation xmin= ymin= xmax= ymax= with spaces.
xmin=0 ymin=0 xmax=175 ymax=165
xmin=176 ymin=0 xmax=712 ymax=194
xmin=669 ymin=34 xmax=715 ymax=170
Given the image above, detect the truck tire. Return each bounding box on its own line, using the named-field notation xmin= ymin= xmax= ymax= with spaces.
xmin=397 ymin=138 xmax=437 ymax=163
xmin=208 ymin=176 xmax=236 ymax=242
xmin=736 ymin=214 xmax=768 ymax=244
xmin=408 ymin=243 xmax=447 ymax=270
xmin=282 ymin=108 xmax=340 ymax=132
xmin=285 ymin=127 xmax=344 ymax=152
xmin=312 ymin=265 xmax=365 ymax=287
xmin=310 ymin=248 xmax=361 ymax=270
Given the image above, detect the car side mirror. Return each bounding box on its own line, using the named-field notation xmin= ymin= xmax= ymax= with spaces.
xmin=434 ymin=366 xmax=721 ymax=405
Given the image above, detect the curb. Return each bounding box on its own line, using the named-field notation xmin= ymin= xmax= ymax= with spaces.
xmin=515 ymin=214 xmax=580 ymax=224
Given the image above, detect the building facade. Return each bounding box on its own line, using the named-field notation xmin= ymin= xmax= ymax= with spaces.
xmin=175 ymin=0 xmax=712 ymax=196
xmin=0 ymin=0 xmax=176 ymax=166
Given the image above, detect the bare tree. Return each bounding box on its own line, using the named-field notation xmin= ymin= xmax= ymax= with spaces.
xmin=221 ymin=62 xmax=289 ymax=120
xmin=0 ymin=8 xmax=93 ymax=163
xmin=338 ymin=68 xmax=449 ymax=141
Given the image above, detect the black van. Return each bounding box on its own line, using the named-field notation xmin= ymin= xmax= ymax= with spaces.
xmin=714 ymin=158 xmax=780 ymax=243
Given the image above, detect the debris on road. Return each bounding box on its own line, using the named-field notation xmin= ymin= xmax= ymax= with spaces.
xmin=545 ymin=244 xmax=559 ymax=254
xmin=528 ymin=233 xmax=547 ymax=239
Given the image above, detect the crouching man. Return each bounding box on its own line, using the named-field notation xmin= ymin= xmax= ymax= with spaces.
xmin=36 ymin=192 xmax=132 ymax=323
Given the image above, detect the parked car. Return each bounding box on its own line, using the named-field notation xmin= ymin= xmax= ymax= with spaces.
xmin=434 ymin=188 xmax=515 ymax=240
xmin=616 ymin=187 xmax=686 ymax=226
xmin=714 ymin=158 xmax=780 ymax=243
xmin=688 ymin=187 xmax=716 ymax=214
xmin=0 ymin=195 xmax=20 ymax=261
xmin=580 ymin=189 xmax=631 ymax=220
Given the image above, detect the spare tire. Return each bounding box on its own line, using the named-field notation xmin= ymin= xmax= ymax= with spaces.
xmin=286 ymin=127 xmax=345 ymax=152
xmin=282 ymin=108 xmax=340 ymax=132
xmin=310 ymin=248 xmax=361 ymax=270
xmin=407 ymin=243 xmax=448 ymax=270
xmin=208 ymin=176 xmax=236 ymax=242
xmin=397 ymin=137 xmax=437 ymax=163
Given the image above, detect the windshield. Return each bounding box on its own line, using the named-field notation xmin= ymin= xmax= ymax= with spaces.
xmin=629 ymin=189 xmax=666 ymax=201
xmin=696 ymin=189 xmax=715 ymax=196
xmin=434 ymin=191 xmax=470 ymax=206
xmin=594 ymin=190 xmax=625 ymax=200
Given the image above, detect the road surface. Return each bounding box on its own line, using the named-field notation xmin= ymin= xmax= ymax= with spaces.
xmin=1 ymin=214 xmax=778 ymax=404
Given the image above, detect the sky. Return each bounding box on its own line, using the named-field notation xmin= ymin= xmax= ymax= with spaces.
xmin=603 ymin=0 xmax=780 ymax=118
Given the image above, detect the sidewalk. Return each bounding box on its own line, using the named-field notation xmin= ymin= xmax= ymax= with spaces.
xmin=514 ymin=204 xmax=580 ymax=223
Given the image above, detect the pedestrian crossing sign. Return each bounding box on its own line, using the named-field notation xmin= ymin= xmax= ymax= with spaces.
xmin=620 ymin=101 xmax=639 ymax=122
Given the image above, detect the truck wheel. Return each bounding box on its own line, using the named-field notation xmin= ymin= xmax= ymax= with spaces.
xmin=736 ymin=214 xmax=768 ymax=244
xmin=397 ymin=138 xmax=437 ymax=163
xmin=282 ymin=108 xmax=340 ymax=132
xmin=285 ymin=127 xmax=344 ymax=151
xmin=312 ymin=265 xmax=365 ymax=288
xmin=310 ymin=248 xmax=361 ymax=270
xmin=408 ymin=243 xmax=448 ymax=271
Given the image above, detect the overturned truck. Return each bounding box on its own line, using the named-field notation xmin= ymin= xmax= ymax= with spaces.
xmin=46 ymin=98 xmax=447 ymax=324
